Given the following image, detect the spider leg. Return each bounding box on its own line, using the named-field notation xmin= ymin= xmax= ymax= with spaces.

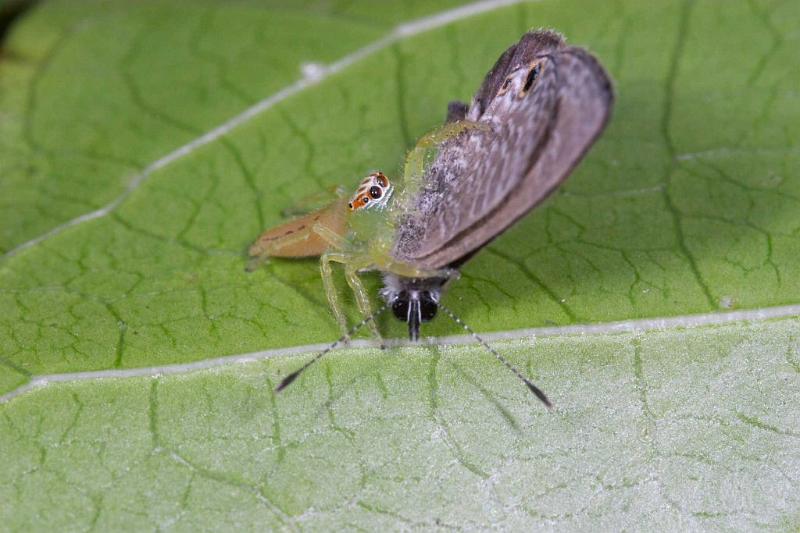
xmin=344 ymin=263 xmax=383 ymax=344
xmin=311 ymin=221 xmax=348 ymax=250
xmin=248 ymin=198 xmax=348 ymax=262
xmin=320 ymin=252 xmax=349 ymax=337
xmin=281 ymin=185 xmax=348 ymax=218
xmin=310 ymin=220 xmax=361 ymax=337
xmin=322 ymin=251 xmax=383 ymax=343
xmin=246 ymin=225 xmax=318 ymax=271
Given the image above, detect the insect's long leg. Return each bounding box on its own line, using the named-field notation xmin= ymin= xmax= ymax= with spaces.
xmin=275 ymin=303 xmax=388 ymax=392
xmin=437 ymin=302 xmax=552 ymax=408
xmin=320 ymin=253 xmax=349 ymax=337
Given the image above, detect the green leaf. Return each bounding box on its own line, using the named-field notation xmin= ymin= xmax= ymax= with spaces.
xmin=1 ymin=0 xmax=799 ymax=529
xmin=2 ymin=319 xmax=799 ymax=529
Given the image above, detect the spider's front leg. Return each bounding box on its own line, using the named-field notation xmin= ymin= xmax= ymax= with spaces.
xmin=320 ymin=251 xmax=383 ymax=343
xmin=320 ymin=252 xmax=350 ymax=337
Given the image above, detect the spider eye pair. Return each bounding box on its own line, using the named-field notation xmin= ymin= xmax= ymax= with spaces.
xmin=348 ymin=186 xmax=383 ymax=210
xmin=348 ymin=173 xmax=390 ymax=211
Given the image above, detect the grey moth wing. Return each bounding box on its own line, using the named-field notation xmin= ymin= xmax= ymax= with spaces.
xmin=392 ymin=30 xmax=614 ymax=270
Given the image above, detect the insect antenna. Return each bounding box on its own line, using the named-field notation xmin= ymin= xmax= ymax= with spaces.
xmin=437 ymin=302 xmax=552 ymax=408
xmin=275 ymin=303 xmax=389 ymax=393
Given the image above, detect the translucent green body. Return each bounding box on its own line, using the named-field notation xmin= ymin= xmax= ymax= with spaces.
xmin=250 ymin=120 xmax=484 ymax=340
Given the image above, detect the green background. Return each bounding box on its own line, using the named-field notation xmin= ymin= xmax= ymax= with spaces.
xmin=1 ymin=0 xmax=798 ymax=529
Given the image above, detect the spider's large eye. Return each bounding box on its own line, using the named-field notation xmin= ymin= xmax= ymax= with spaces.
xmin=369 ymin=186 xmax=382 ymax=199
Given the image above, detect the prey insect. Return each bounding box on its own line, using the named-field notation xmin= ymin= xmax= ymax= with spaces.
xmin=249 ymin=30 xmax=614 ymax=407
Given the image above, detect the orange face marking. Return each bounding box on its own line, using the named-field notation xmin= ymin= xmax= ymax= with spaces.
xmin=348 ymin=172 xmax=393 ymax=211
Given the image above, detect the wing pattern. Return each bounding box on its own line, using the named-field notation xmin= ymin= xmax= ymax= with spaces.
xmin=392 ymin=30 xmax=613 ymax=270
